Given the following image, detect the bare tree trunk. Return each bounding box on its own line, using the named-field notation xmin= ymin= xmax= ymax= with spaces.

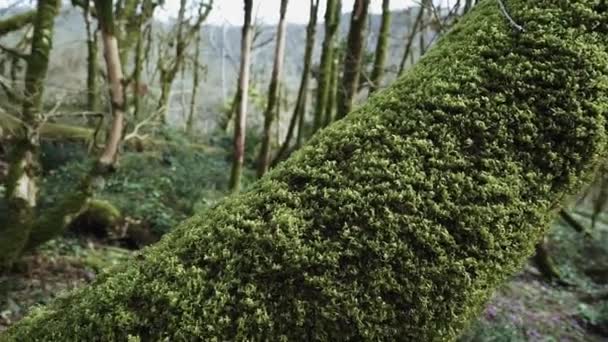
xmin=398 ymin=5 xmax=425 ymax=75
xmin=336 ymin=0 xmax=370 ymax=119
xmin=95 ymin=0 xmax=126 ymax=171
xmin=273 ymin=0 xmax=320 ymax=164
xmin=0 ymin=0 xmax=60 ymax=269
xmin=257 ymin=0 xmax=289 ymax=178
xmin=369 ymin=0 xmax=390 ymax=94
xmin=419 ymin=0 xmax=430 ymax=57
xmin=229 ymin=0 xmax=254 ymax=192
xmin=312 ymin=0 xmax=341 ymax=133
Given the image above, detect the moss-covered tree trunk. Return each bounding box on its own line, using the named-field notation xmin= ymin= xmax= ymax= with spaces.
xmin=0 ymin=10 xmax=36 ymax=36
xmin=5 ymin=1 xmax=608 ymax=340
xmin=312 ymin=0 xmax=341 ymax=133
xmin=229 ymin=0 xmax=254 ymax=192
xmin=257 ymin=0 xmax=289 ymax=178
xmin=369 ymin=0 xmax=390 ymax=94
xmin=274 ymin=0 xmax=320 ymax=164
xmin=186 ymin=31 xmax=202 ymax=136
xmin=0 ymin=0 xmax=59 ymax=269
xmin=336 ymin=0 xmax=369 ymax=119
xmin=324 ymin=37 xmax=342 ymax=127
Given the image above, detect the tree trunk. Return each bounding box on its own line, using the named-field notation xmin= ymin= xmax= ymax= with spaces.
xmin=83 ymin=0 xmax=100 ymax=113
xmin=186 ymin=31 xmax=203 ymax=136
xmin=464 ymin=0 xmax=474 ymax=14
xmin=336 ymin=0 xmax=369 ymax=119
xmin=229 ymin=0 xmax=254 ymax=192
xmin=398 ymin=5 xmax=425 ymax=75
xmin=6 ymin=1 xmax=608 ymax=340
xmin=324 ymin=42 xmax=341 ymax=127
xmin=419 ymin=0 xmax=430 ymax=57
xmin=312 ymin=0 xmax=341 ymax=133
xmin=0 ymin=0 xmax=59 ymax=269
xmin=257 ymin=0 xmax=289 ymax=178
xmin=273 ymin=0 xmax=320 ymax=164
xmin=369 ymin=0 xmax=390 ymax=94
xmin=95 ymin=0 xmax=126 ymax=171
xmin=156 ymin=0 xmax=212 ymax=125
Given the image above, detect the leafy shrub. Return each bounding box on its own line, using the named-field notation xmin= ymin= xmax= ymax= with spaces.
xmin=40 ymin=129 xmax=254 ymax=237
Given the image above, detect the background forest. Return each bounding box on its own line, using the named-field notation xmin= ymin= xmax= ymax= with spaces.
xmin=1 ymin=0 xmax=608 ymax=340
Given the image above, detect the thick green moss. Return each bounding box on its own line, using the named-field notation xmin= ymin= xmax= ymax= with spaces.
xmin=4 ymin=0 xmax=608 ymax=340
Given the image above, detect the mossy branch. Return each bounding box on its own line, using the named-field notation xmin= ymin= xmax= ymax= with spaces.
xmin=4 ymin=0 xmax=608 ymax=340
xmin=0 ymin=10 xmax=36 ymax=36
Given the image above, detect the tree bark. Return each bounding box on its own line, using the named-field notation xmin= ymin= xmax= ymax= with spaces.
xmin=186 ymin=31 xmax=203 ymax=136
xmin=83 ymin=0 xmax=100 ymax=113
xmin=369 ymin=0 xmax=390 ymax=94
xmin=336 ymin=0 xmax=370 ymax=119
xmin=324 ymin=41 xmax=341 ymax=127
xmin=274 ymin=0 xmax=320 ymax=164
xmin=95 ymin=0 xmax=126 ymax=170
xmin=398 ymin=4 xmax=425 ymax=75
xmin=5 ymin=1 xmax=608 ymax=340
xmin=0 ymin=0 xmax=60 ymax=269
xmin=312 ymin=0 xmax=341 ymax=133
xmin=229 ymin=0 xmax=254 ymax=192
xmin=257 ymin=0 xmax=289 ymax=178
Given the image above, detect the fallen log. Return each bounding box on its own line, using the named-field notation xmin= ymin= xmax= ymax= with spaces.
xmin=4 ymin=0 xmax=608 ymax=340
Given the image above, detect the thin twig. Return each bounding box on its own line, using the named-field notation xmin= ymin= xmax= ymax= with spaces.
xmin=497 ymin=0 xmax=525 ymax=32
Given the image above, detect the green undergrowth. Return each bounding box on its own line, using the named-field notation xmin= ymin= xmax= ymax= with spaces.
xmin=461 ymin=204 xmax=608 ymax=341
xmin=38 ymin=130 xmax=255 ymax=238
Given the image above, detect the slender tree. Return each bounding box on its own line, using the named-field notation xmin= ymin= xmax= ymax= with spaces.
xmin=157 ymin=0 xmax=213 ymax=124
xmin=312 ymin=0 xmax=341 ymax=133
xmin=325 ymin=43 xmax=341 ymax=126
xmin=369 ymin=0 xmax=390 ymax=94
xmin=0 ymin=0 xmax=60 ymax=269
xmin=257 ymin=0 xmax=289 ymax=177
xmin=336 ymin=0 xmax=370 ymax=119
xmin=82 ymin=0 xmax=100 ymax=113
xmin=419 ymin=0 xmax=431 ymax=57
xmin=186 ymin=30 xmax=203 ymax=136
xmin=273 ymin=0 xmax=320 ymax=164
xmin=131 ymin=0 xmax=156 ymax=120
xmin=94 ymin=0 xmax=126 ymax=170
xmin=229 ymin=0 xmax=254 ymax=192
xmin=398 ymin=5 xmax=425 ymax=75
